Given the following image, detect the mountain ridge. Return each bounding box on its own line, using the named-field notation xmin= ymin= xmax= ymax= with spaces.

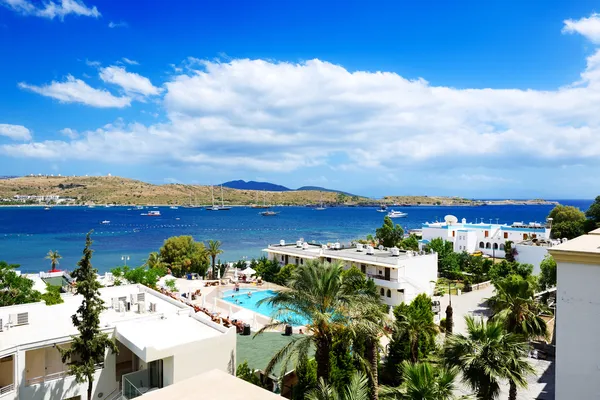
xmin=221 ymin=180 xmax=356 ymax=196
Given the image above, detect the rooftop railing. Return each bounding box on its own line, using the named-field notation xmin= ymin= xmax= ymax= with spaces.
xmin=0 ymin=383 xmax=15 ymax=396
xmin=26 ymin=371 xmax=68 ymax=386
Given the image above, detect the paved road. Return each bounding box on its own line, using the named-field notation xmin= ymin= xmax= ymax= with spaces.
xmin=437 ymin=285 xmax=495 ymax=334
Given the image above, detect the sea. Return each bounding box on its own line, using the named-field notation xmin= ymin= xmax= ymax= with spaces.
xmin=0 ymin=200 xmax=592 ymax=274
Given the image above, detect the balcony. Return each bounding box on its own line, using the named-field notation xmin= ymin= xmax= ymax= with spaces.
xmin=366 ymin=273 xmax=398 ymax=282
xmin=26 ymin=371 xmax=68 ymax=386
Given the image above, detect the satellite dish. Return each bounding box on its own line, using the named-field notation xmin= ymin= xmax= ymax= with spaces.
xmin=444 ymin=215 xmax=458 ymax=225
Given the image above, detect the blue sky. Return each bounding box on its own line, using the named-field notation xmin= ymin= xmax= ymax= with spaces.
xmin=1 ymin=0 xmax=600 ymax=198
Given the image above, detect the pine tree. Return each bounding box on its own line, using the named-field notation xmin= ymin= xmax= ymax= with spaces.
xmin=59 ymin=232 xmax=118 ymax=400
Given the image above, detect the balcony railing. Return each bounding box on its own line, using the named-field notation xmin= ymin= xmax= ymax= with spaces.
xmin=26 ymin=371 xmax=68 ymax=386
xmin=366 ymin=273 xmax=398 ymax=283
xmin=0 ymin=384 xmax=15 ymax=396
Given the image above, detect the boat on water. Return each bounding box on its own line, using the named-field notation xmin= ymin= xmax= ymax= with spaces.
xmin=141 ymin=210 xmax=161 ymax=216
xmin=170 ymin=206 xmax=179 ymax=209
xmin=206 ymin=185 xmax=232 ymax=211
xmin=315 ymin=194 xmax=326 ymax=210
xmin=100 ymin=220 xmax=110 ymax=224
xmin=88 ymin=205 xmax=95 ymax=209
xmin=377 ymin=205 xmax=388 ymax=213
xmin=260 ymin=210 xmax=280 ymax=216
xmin=387 ymin=210 xmax=408 ymax=218
xmin=44 ymin=206 xmax=51 ymax=210
xmin=135 ymin=206 xmax=144 ymax=210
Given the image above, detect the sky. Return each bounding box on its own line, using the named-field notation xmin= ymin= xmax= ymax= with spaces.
xmin=1 ymin=1 xmax=600 ymax=199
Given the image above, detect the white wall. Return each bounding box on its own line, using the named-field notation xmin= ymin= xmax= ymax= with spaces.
xmin=555 ymin=261 xmax=600 ymax=399
xmin=515 ymin=244 xmax=548 ymax=275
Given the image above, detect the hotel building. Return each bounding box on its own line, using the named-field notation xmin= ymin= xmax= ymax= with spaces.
xmin=0 ymin=284 xmax=236 ymax=400
xmin=265 ymin=240 xmax=438 ymax=306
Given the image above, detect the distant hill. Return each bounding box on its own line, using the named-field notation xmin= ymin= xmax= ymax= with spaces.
xmin=296 ymin=186 xmax=356 ymax=196
xmin=221 ymin=180 xmax=291 ymax=192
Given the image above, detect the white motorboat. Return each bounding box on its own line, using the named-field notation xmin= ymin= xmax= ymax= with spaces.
xmin=100 ymin=220 xmax=110 ymax=224
xmin=141 ymin=210 xmax=161 ymax=216
xmin=387 ymin=210 xmax=408 ymax=218
xmin=377 ymin=205 xmax=388 ymax=213
xmin=170 ymin=206 xmax=179 ymax=209
xmin=260 ymin=211 xmax=280 ymax=216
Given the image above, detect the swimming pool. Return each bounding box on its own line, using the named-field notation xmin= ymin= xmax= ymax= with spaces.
xmin=221 ymin=289 xmax=309 ymax=326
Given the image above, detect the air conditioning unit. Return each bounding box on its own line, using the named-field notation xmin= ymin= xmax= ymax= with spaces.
xmin=302 ymin=242 xmax=309 ymax=250
xmin=138 ymin=301 xmax=146 ymax=314
xmin=136 ymin=293 xmax=145 ymax=303
xmin=0 ymin=317 xmax=3 ymax=332
xmin=296 ymin=240 xmax=303 ymax=248
xmin=149 ymin=303 xmax=157 ymax=313
xmin=10 ymin=312 xmax=28 ymax=326
xmin=334 ymin=242 xmax=341 ymax=250
xmin=119 ymin=301 xmax=126 ymax=313
xmin=366 ymin=246 xmax=374 ymax=255
xmin=356 ymin=243 xmax=364 ymax=252
xmin=130 ymin=294 xmax=137 ymax=305
xmin=390 ymin=247 xmax=400 ymax=256
xmin=280 ymin=240 xmax=286 ymax=246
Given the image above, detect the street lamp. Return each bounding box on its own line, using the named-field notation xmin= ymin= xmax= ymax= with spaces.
xmin=121 ymin=255 xmax=130 ymax=267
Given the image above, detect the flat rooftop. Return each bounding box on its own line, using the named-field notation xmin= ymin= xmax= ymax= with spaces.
xmin=549 ymin=234 xmax=600 ymax=255
xmin=0 ymin=284 xmax=220 ymax=351
xmin=265 ymin=242 xmax=434 ymax=267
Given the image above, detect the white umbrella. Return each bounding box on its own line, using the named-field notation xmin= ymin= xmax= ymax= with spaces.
xmin=231 ymin=309 xmax=254 ymax=322
xmin=234 ymin=268 xmax=238 ymax=280
xmin=242 ymin=267 xmax=256 ymax=276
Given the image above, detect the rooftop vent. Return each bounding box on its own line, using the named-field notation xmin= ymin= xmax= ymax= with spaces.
xmin=10 ymin=312 xmax=28 ymax=326
xmin=138 ymin=301 xmax=146 ymax=314
xmin=302 ymin=242 xmax=309 ymax=250
xmin=296 ymin=240 xmax=303 ymax=248
xmin=356 ymin=243 xmax=364 ymax=252
xmin=366 ymin=245 xmax=374 ymax=255
xmin=149 ymin=302 xmax=157 ymax=313
xmin=280 ymin=240 xmax=286 ymax=246
xmin=334 ymin=242 xmax=341 ymax=250
xmin=390 ymin=247 xmax=400 ymax=257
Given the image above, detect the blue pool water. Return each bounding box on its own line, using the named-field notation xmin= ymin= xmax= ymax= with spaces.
xmin=221 ymin=289 xmax=310 ymax=326
xmin=0 ymin=200 xmax=592 ymax=273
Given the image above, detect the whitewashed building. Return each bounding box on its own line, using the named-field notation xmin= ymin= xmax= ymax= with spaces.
xmin=264 ymin=240 xmax=438 ymax=307
xmin=0 ymin=284 xmax=236 ymax=400
xmin=548 ymin=228 xmax=600 ymax=400
xmin=421 ymin=216 xmax=552 ymax=258
xmin=514 ymin=238 xmax=564 ymax=275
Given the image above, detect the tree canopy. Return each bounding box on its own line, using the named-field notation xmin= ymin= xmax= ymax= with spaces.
xmin=159 ymin=235 xmax=209 ymax=277
xmin=376 ymin=216 xmax=404 ymax=247
xmin=548 ymin=205 xmax=586 ymax=239
xmin=538 ymin=255 xmax=557 ymax=291
xmin=0 ymin=260 xmax=41 ymax=306
xmin=585 ymin=195 xmax=600 ymax=232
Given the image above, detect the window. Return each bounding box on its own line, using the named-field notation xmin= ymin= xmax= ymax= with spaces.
xmin=493 ymin=243 xmax=498 ymax=250
xmin=479 ymin=241 xmax=484 ymax=248
xmin=485 ymin=230 xmax=489 ymax=238
xmin=386 ymin=289 xmax=391 ymax=298
xmin=300 ymin=259 xmax=304 ymax=265
xmin=452 ymin=231 xmax=455 ymax=237
xmin=361 ymin=264 xmax=366 ymax=274
xmin=486 ymin=242 xmax=491 ymax=249
xmin=0 ymin=355 xmax=14 ymax=394
xmin=281 ymin=256 xmax=284 ymax=262
xmin=532 ymin=234 xmax=537 ymax=239
xmin=326 ymin=257 xmax=332 ymax=263
xmin=503 ymin=232 xmax=508 ymax=239
xmin=380 ymin=288 xmax=385 ymax=296
xmin=523 ymin=234 xmax=527 ymax=240
xmin=499 ymin=244 xmax=505 ymax=250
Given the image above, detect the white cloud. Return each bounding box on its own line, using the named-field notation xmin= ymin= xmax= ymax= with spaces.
xmin=85 ymin=59 xmax=101 ymax=67
xmin=563 ymin=13 xmax=600 ymax=44
xmin=121 ymin=57 xmax=138 ymax=65
xmin=1 ymin=0 xmax=100 ymax=20
xmin=18 ymin=75 xmax=131 ymax=108
xmin=99 ymin=66 xmax=160 ymax=97
xmin=60 ymin=128 xmax=79 ymax=139
xmin=108 ymin=21 xmax=127 ymax=28
xmin=7 ymin=20 xmax=600 ymax=177
xmin=0 ymin=124 xmax=32 ymax=141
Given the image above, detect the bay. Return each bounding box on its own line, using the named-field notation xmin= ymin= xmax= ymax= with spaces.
xmin=0 ymin=200 xmax=592 ymax=273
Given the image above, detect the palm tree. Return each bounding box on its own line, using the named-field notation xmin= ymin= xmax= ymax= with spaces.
xmin=206 ymin=240 xmax=223 ymax=279
xmin=396 ymin=307 xmax=438 ymax=363
xmin=46 ymin=250 xmax=62 ymax=272
xmin=444 ymin=316 xmax=533 ymax=400
xmin=307 ymin=371 xmax=370 ymax=400
xmin=144 ymin=252 xmax=163 ymax=270
xmin=487 ymin=275 xmax=548 ymax=400
xmin=380 ymin=361 xmax=458 ymax=400
xmin=257 ymin=260 xmax=374 ymax=382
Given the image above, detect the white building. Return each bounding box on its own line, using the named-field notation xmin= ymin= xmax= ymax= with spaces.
xmin=421 ymin=216 xmax=551 ymax=258
xmin=548 ymin=228 xmax=600 ymax=400
xmin=264 ymin=240 xmax=438 ymax=307
xmin=514 ymin=238 xmax=564 ymax=275
xmin=0 ymin=284 xmax=236 ymax=400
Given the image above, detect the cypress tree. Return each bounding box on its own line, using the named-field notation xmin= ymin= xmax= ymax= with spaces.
xmin=60 ymin=232 xmax=118 ymax=400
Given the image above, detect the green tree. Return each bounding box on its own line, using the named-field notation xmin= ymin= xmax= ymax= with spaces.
xmin=159 ymin=235 xmax=209 ymax=277
xmin=548 ymin=204 xmax=586 ymax=239
xmin=59 ymin=233 xmax=118 ymax=400
xmin=144 ymin=251 xmax=164 ymax=270
xmin=41 ymin=284 xmax=64 ymax=305
xmin=504 ymin=241 xmax=516 ymax=263
xmin=164 ymin=278 xmax=178 ymax=292
xmin=396 ymin=297 xmax=438 ymax=363
xmin=444 ymin=316 xmax=533 ymax=400
xmin=538 ymin=255 xmax=557 ymax=291
xmin=341 ymin=265 xmax=377 ymax=296
xmin=380 ymin=361 xmax=458 ymax=400
xmin=400 ymin=235 xmax=419 ymax=251
xmin=376 ymin=216 xmax=404 ymax=248
xmin=273 ymin=263 xmax=296 ymax=286
xmin=336 ymin=193 xmax=349 ymax=204
xmin=257 ymin=260 xmax=375 ymax=382
xmin=236 ymin=360 xmax=262 ymax=386
xmin=487 ymin=275 xmax=548 ymax=400
xmin=0 ymin=260 xmax=41 ymax=306
xmin=585 ymin=195 xmax=600 ymax=231
xmin=207 ymin=239 xmax=224 ymax=279
xmin=46 ymin=250 xmax=62 ymax=272
xmin=424 ymin=238 xmax=457 ymax=278
xmin=488 ymin=261 xmax=533 ymax=284
xmin=307 ymin=371 xmax=370 ymax=400
xmin=293 ymin=357 xmax=318 ymax=400
xmin=254 ymin=257 xmax=282 ymax=283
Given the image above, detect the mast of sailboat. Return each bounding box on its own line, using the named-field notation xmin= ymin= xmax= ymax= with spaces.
xmin=221 ymin=185 xmax=225 ymax=207
xmin=211 ymin=185 xmax=215 ymax=207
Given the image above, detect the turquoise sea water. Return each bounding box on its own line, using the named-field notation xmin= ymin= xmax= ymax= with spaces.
xmin=221 ymin=288 xmax=310 ymax=326
xmin=0 ymin=200 xmax=592 ymax=273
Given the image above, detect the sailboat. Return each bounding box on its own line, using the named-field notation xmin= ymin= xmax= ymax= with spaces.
xmin=183 ymin=192 xmax=202 ymax=208
xmin=251 ymin=191 xmax=270 ymax=209
xmin=206 ymin=185 xmax=231 ymax=211
xmin=315 ymin=194 xmax=326 ymax=211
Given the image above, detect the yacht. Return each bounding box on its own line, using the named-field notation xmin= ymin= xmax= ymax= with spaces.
xmin=260 ymin=210 xmax=280 ymax=216
xmin=100 ymin=220 xmax=110 ymax=224
xmin=141 ymin=210 xmax=161 ymax=216
xmin=315 ymin=194 xmax=326 ymax=211
xmin=206 ymin=185 xmax=231 ymax=211
xmin=377 ymin=205 xmax=388 ymax=213
xmin=387 ymin=210 xmax=408 ymax=218
xmin=251 ymin=191 xmax=271 ymax=209
xmin=44 ymin=206 xmax=51 ymax=210
xmin=170 ymin=206 xmax=179 ymax=209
